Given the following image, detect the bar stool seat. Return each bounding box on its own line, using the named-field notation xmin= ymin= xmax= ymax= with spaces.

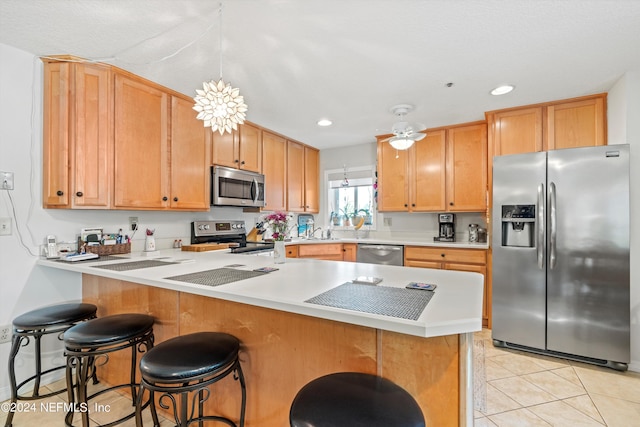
xmin=136 ymin=332 xmax=246 ymax=427
xmin=290 ymin=372 xmax=425 ymax=427
xmin=5 ymin=303 xmax=97 ymax=427
xmin=64 ymin=313 xmax=155 ymax=427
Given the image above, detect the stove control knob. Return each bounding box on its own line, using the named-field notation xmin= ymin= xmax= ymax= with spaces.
xmin=204 ymin=224 xmax=210 ymax=230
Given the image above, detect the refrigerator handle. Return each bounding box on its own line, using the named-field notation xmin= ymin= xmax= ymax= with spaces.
xmin=537 ymin=183 xmax=545 ymax=269
xmin=549 ymin=182 xmax=557 ymax=269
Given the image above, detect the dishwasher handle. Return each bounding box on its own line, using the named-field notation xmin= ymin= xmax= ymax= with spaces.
xmin=358 ymin=245 xmax=402 ymax=251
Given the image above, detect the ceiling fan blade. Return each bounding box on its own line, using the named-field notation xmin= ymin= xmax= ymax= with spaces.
xmin=379 ymin=135 xmax=393 ymax=142
xmin=411 ymin=132 xmax=427 ymax=141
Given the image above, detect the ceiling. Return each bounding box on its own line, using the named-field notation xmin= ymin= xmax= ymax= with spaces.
xmin=2 ymin=0 xmax=640 ymax=150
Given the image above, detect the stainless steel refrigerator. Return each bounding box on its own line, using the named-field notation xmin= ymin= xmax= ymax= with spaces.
xmin=491 ymin=145 xmax=630 ymax=370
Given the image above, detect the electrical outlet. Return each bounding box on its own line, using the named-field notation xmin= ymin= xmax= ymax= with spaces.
xmin=1 ymin=171 xmax=14 ymax=190
xmin=129 ymin=216 xmax=139 ymax=231
xmin=0 ymin=324 xmax=12 ymax=344
xmin=0 ymin=217 xmax=11 ymax=236
xmin=383 ymin=217 xmax=392 ymax=227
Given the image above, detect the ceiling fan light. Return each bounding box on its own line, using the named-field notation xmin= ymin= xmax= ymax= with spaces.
xmin=389 ymin=136 xmax=415 ymax=150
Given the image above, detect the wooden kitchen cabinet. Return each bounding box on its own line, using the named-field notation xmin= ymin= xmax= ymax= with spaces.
xmin=546 ymin=96 xmax=606 ymax=150
xmin=377 ymin=122 xmax=486 ymax=213
xmin=486 ymin=93 xmax=606 ymax=158
xmin=262 ymin=131 xmax=287 ymax=211
xmin=287 ymin=141 xmax=319 ymax=213
xmin=342 ymin=243 xmax=357 ymax=262
xmin=113 ymin=73 xmax=209 ymax=210
xmin=404 ymin=246 xmax=488 ymax=326
xmin=211 ymin=121 xmax=262 ymax=172
xmin=286 ymin=243 xmax=357 ymax=262
xmin=486 ymin=107 xmax=543 ymax=157
xmin=42 ymin=60 xmax=112 ymax=208
xmin=377 ymin=130 xmax=446 ymax=212
xmin=446 ymin=123 xmax=487 ymax=211
xmin=113 ymin=73 xmax=170 ymax=209
xmin=169 ymin=96 xmax=211 ymax=210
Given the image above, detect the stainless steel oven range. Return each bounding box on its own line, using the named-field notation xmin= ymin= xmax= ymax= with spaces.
xmin=191 ymin=220 xmax=274 ymax=254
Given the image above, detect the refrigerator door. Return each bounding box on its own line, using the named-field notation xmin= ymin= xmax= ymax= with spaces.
xmin=547 ymin=145 xmax=630 ymax=363
xmin=492 ymin=151 xmax=547 ymax=349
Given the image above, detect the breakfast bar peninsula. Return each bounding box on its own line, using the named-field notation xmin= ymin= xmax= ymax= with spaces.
xmin=38 ymin=250 xmax=483 ymax=426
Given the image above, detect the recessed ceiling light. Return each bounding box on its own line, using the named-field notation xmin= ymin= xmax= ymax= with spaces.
xmin=317 ymin=119 xmax=332 ymax=126
xmin=491 ymin=85 xmax=515 ymax=96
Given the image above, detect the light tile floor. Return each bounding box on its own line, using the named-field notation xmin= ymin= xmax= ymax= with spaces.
xmin=474 ymin=329 xmax=640 ymax=427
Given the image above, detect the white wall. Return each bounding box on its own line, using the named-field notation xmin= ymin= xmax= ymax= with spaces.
xmin=608 ymin=71 xmax=640 ymax=372
xmin=0 ymin=43 xmax=265 ymax=400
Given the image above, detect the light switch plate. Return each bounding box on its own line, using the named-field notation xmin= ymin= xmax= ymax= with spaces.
xmin=1 ymin=171 xmax=14 ymax=190
xmin=0 ymin=217 xmax=11 ymax=236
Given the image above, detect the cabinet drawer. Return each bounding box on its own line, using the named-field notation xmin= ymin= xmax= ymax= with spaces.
xmin=286 ymin=245 xmax=298 ymax=258
xmin=404 ymin=246 xmax=486 ymax=264
xmin=298 ymin=243 xmax=343 ymax=257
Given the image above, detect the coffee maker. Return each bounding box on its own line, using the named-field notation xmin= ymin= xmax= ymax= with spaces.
xmin=434 ymin=213 xmax=455 ymax=242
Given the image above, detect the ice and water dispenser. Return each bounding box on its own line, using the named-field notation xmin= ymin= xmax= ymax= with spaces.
xmin=501 ymin=205 xmax=536 ymax=247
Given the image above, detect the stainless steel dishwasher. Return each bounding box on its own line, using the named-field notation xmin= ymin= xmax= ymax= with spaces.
xmin=356 ymin=244 xmax=404 ymax=266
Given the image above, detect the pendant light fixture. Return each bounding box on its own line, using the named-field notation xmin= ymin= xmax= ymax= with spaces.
xmin=193 ymin=3 xmax=247 ymax=135
xmin=341 ymin=165 xmax=350 ymax=187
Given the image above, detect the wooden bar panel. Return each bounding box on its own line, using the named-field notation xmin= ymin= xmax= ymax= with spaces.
xmin=81 ymin=274 xmax=180 ymax=388
xmin=381 ymin=331 xmax=460 ymax=427
xmin=82 ymin=276 xmax=461 ymax=426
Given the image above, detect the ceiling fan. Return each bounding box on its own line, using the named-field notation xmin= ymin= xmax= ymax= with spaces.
xmin=379 ymin=104 xmax=427 ymax=150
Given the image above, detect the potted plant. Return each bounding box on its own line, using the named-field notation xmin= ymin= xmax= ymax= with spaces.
xmin=357 ymin=208 xmax=373 ymax=225
xmin=330 ymin=211 xmax=341 ymax=227
xmin=340 ymin=204 xmax=353 ymax=227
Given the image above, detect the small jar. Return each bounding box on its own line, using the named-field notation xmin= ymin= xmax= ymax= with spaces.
xmin=468 ymin=224 xmax=479 ymax=242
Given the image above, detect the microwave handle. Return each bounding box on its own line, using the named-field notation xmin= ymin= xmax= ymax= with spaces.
xmin=251 ymin=178 xmax=259 ymax=204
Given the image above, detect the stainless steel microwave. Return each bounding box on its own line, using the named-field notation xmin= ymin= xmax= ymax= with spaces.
xmin=211 ymin=165 xmax=265 ymax=207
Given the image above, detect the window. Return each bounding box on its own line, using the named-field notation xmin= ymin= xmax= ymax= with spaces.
xmin=326 ymin=166 xmax=376 ymax=229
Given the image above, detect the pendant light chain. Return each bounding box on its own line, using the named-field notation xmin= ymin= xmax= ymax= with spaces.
xmin=193 ymin=1 xmax=248 ymax=135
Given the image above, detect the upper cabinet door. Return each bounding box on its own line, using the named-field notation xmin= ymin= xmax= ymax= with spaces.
xmin=43 ymin=61 xmax=71 ymax=207
xmin=490 ymin=107 xmax=543 ymax=156
xmin=238 ymin=122 xmax=262 ymax=172
xmin=72 ymin=63 xmax=112 ymax=208
xmin=304 ymin=146 xmax=319 ymax=213
xmin=211 ymin=129 xmax=238 ymax=169
xmin=169 ymin=96 xmax=210 ymax=210
xmin=411 ymin=130 xmax=446 ymax=211
xmin=113 ymin=73 xmax=169 ymax=209
xmin=546 ymin=95 xmax=605 ymax=150
xmin=377 ymin=138 xmax=410 ymax=211
xmin=286 ymin=140 xmax=305 ymax=212
xmin=446 ymin=123 xmax=487 ymax=211
xmin=262 ymin=131 xmax=287 ymax=211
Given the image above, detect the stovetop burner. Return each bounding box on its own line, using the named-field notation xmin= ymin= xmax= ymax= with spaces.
xmin=191 ymin=220 xmax=274 ymax=254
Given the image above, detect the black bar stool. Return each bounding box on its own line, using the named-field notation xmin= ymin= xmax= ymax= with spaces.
xmin=63 ymin=313 xmax=155 ymax=427
xmin=5 ymin=302 xmax=98 ymax=427
xmin=290 ymin=372 xmax=425 ymax=427
xmin=135 ymin=331 xmax=246 ymax=427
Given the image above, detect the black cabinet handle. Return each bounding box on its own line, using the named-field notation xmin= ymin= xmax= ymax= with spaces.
xmin=449 ymin=202 xmax=454 ymax=206
xmin=441 ymin=253 xmax=445 ymax=257
xmin=241 ymin=160 xmax=245 ymax=165
xmin=404 ymin=203 xmax=408 ymax=207
xmin=234 ymin=159 xmax=239 ymax=163
xmin=411 ymin=203 xmax=415 ymax=207
xmin=76 ymin=191 xmax=83 ymax=197
xmin=162 ymin=196 xmax=168 ymax=201
xmin=173 ymin=197 xmax=178 ymax=202
xmin=56 ymin=190 xmax=64 ymax=196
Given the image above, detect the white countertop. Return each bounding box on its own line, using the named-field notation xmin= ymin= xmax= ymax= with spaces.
xmin=37 ymin=249 xmax=483 ymax=339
